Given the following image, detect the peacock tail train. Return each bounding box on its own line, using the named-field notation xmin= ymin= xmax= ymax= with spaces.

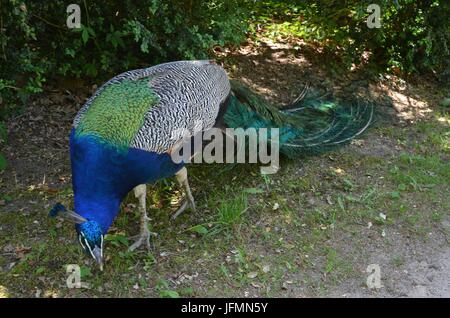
xmin=224 ymin=80 xmax=374 ymax=158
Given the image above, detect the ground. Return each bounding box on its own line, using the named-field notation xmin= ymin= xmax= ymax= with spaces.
xmin=0 ymin=36 xmax=449 ymax=298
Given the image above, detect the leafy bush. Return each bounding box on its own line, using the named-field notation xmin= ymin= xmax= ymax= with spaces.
xmin=0 ymin=0 xmax=448 ymax=115
xmin=250 ymin=0 xmax=450 ymax=74
xmin=0 ymin=0 xmax=249 ymax=112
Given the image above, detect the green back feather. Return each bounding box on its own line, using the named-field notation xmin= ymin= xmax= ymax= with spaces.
xmin=75 ymin=78 xmax=159 ymax=149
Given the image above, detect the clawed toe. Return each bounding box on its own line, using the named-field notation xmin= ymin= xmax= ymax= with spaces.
xmin=128 ymin=230 xmax=156 ymax=252
xmin=172 ymin=167 xmax=196 ymax=220
xmin=171 ymin=199 xmax=196 ymax=220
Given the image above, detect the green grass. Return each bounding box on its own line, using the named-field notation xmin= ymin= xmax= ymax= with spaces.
xmin=187 ymin=191 xmax=249 ymax=238
xmin=323 ymin=248 xmax=354 ymax=283
xmin=1 ymin=110 xmax=449 ymax=297
xmin=391 ymin=255 xmax=405 ymax=267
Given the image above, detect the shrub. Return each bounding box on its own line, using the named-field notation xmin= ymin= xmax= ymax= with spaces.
xmin=0 ymin=0 xmax=249 ymax=113
xmin=250 ymin=0 xmax=450 ymax=74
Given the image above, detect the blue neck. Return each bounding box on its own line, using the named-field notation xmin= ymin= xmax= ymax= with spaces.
xmin=70 ymin=129 xmax=183 ymax=233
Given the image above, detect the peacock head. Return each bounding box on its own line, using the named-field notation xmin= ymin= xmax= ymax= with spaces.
xmin=49 ymin=203 xmax=104 ymax=270
xmin=76 ymin=221 xmax=104 ymax=270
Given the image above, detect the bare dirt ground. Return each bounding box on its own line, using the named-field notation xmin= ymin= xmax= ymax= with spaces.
xmin=0 ymin=37 xmax=449 ymax=298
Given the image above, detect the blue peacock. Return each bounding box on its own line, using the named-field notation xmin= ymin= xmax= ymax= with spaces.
xmin=49 ymin=60 xmax=373 ymax=270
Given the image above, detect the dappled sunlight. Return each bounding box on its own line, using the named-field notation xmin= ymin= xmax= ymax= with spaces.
xmin=0 ymin=285 xmax=10 ymax=298
xmin=224 ymin=40 xmax=326 ymax=104
xmin=385 ymin=89 xmax=432 ymax=121
xmin=437 ymin=116 xmax=450 ymax=133
xmin=331 ymin=167 xmax=346 ymax=176
xmin=225 ymin=37 xmax=445 ymax=131
xmin=371 ymin=74 xmax=448 ymax=124
xmin=238 ymin=76 xmax=278 ymax=98
xmin=42 ymin=289 xmax=60 ymax=298
xmin=236 ymin=45 xmax=259 ymax=57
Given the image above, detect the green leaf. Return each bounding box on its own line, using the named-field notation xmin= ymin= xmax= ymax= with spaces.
xmin=2 ymin=195 xmax=12 ymax=202
xmin=243 ymin=188 xmax=264 ymax=194
xmin=117 ymin=235 xmax=129 ymax=246
xmin=105 ymin=234 xmax=129 ymax=246
xmin=65 ymin=48 xmax=76 ymax=58
xmin=390 ymin=191 xmax=400 ymax=199
xmin=343 ymin=178 xmax=354 ymax=190
xmin=80 ymin=266 xmax=92 ymax=278
xmin=35 ymin=266 xmax=45 ymax=274
xmin=188 ymin=225 xmax=208 ymax=235
xmin=159 ymin=290 xmax=179 ymax=298
xmin=82 ymin=28 xmax=89 ymax=44
xmin=337 ymin=196 xmax=345 ymax=212
xmin=87 ymin=27 xmax=95 ymax=36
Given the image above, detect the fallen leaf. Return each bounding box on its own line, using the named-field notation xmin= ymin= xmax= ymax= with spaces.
xmin=247 ymin=271 xmax=258 ymax=279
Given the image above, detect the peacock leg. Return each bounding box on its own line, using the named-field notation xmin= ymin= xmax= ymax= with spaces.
xmin=128 ymin=184 xmax=156 ymax=251
xmin=172 ymin=167 xmax=196 ymax=219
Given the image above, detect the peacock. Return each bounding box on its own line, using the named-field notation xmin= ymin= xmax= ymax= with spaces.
xmin=49 ymin=60 xmax=373 ymax=270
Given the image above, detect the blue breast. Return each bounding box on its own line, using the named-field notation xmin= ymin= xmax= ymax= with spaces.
xmin=69 ymin=129 xmax=184 ymax=232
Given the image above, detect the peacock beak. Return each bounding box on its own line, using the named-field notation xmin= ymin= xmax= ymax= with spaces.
xmin=92 ymin=246 xmax=103 ymax=271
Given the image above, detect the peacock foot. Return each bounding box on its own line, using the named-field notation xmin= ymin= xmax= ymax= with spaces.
xmin=128 ymin=227 xmax=157 ymax=252
xmin=172 ymin=167 xmax=197 ymax=220
xmin=171 ymin=197 xmax=196 ymax=220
